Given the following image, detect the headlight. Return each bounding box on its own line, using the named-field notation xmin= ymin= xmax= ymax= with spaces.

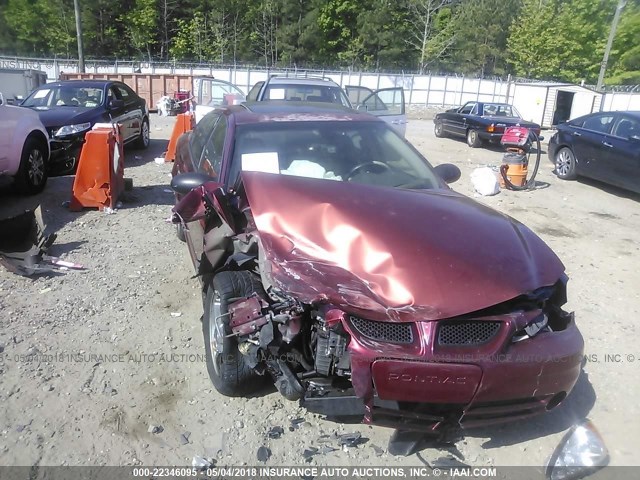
xmin=546 ymin=420 xmax=609 ymax=480
xmin=54 ymin=123 xmax=91 ymax=137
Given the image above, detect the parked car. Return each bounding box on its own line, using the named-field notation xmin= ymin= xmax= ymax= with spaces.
xmin=434 ymin=101 xmax=541 ymax=148
xmin=194 ymin=76 xmax=407 ymax=136
xmin=20 ymin=80 xmax=150 ymax=174
xmin=0 ymin=92 xmax=49 ymax=194
xmin=169 ymin=102 xmax=583 ymax=437
xmin=549 ymin=111 xmax=640 ymax=194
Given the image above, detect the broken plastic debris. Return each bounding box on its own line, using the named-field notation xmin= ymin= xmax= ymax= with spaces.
xmin=339 ymin=432 xmax=363 ymax=447
xmin=39 ymin=287 xmax=52 ymax=294
xmin=170 ymin=312 xmax=182 ymax=318
xmin=192 ymin=456 xmax=214 ymax=470
xmin=147 ymin=424 xmax=163 ymax=434
xmin=103 ymin=207 xmax=116 ymax=214
xmin=257 ymin=446 xmax=271 ymax=462
xmin=155 ymin=157 xmax=166 ymax=164
xmin=180 ymin=431 xmax=191 ymax=445
xmin=302 ymin=447 xmax=318 ymax=459
xmin=267 ymin=426 xmax=284 ymax=439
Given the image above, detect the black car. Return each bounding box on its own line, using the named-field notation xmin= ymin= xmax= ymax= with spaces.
xmin=21 ymin=80 xmax=150 ymax=174
xmin=434 ymin=101 xmax=541 ymax=148
xmin=549 ymin=111 xmax=640 ymax=194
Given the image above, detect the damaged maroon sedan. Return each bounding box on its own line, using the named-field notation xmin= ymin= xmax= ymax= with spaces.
xmin=170 ymin=102 xmax=583 ymax=438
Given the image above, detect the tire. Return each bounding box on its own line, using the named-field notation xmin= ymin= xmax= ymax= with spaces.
xmin=176 ymin=223 xmax=186 ymax=242
xmin=466 ymin=129 xmax=482 ymax=148
xmin=14 ymin=137 xmax=48 ymax=195
xmin=555 ymin=147 xmax=578 ymax=180
xmin=135 ymin=117 xmax=150 ymax=149
xmin=203 ymin=270 xmax=266 ymax=396
xmin=434 ymin=120 xmax=445 ymax=138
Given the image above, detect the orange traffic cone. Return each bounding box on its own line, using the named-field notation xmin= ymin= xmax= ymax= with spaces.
xmin=69 ymin=124 xmax=125 ymax=211
xmin=164 ymin=112 xmax=195 ymax=162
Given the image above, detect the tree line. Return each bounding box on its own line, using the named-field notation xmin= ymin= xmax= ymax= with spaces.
xmin=0 ymin=0 xmax=638 ymax=85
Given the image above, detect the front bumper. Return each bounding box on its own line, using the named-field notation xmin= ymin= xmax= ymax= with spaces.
xmin=342 ymin=311 xmax=584 ymax=433
xmin=49 ymin=135 xmax=85 ymax=173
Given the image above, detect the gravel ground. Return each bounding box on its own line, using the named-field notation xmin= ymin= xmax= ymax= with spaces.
xmin=0 ymin=115 xmax=638 ymax=471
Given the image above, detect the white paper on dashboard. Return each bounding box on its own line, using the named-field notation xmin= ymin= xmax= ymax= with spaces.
xmin=34 ymin=89 xmax=49 ymax=99
xmin=241 ymin=152 xmax=280 ymax=174
xmin=269 ymin=89 xmax=285 ymax=100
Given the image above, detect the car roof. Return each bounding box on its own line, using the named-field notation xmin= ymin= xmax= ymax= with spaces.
xmin=228 ymin=101 xmax=380 ymax=125
xmin=37 ymin=80 xmax=117 ymax=88
xmin=266 ymin=76 xmax=341 ymax=88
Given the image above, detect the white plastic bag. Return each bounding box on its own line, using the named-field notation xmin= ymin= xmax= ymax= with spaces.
xmin=470 ymin=167 xmax=500 ymax=196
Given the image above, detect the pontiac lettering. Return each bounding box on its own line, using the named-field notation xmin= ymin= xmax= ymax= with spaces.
xmin=388 ymin=372 xmax=467 ymax=385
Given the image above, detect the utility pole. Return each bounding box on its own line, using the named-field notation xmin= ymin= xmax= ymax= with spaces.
xmin=596 ymin=0 xmax=627 ymax=91
xmin=73 ymin=0 xmax=85 ymax=73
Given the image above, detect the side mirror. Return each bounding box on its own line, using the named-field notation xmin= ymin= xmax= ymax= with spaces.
xmin=545 ymin=420 xmax=609 ymax=480
xmin=109 ymin=99 xmax=125 ymax=110
xmin=434 ymin=163 xmax=461 ymax=184
xmin=170 ymin=172 xmax=219 ymax=195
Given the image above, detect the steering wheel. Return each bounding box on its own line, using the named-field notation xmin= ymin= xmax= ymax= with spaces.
xmin=345 ymin=161 xmax=391 ymax=181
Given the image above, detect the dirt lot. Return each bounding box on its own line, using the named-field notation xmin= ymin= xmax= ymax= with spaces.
xmin=0 ymin=115 xmax=638 ymax=471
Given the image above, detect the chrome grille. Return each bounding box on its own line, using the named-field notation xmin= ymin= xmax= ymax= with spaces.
xmin=349 ymin=316 xmax=413 ymax=344
xmin=437 ymin=321 xmax=501 ymax=346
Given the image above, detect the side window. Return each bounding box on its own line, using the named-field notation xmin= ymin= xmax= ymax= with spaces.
xmin=459 ymin=103 xmax=474 ymax=114
xmin=247 ymin=82 xmax=264 ymax=101
xmin=190 ymin=113 xmax=220 ymax=170
xmin=612 ymin=116 xmax=640 ymax=140
xmin=200 ymin=116 xmax=227 ymax=179
xmin=108 ymin=87 xmax=120 ymax=103
xmin=115 ymin=85 xmax=131 ymax=102
xmin=583 ymin=114 xmax=614 ymax=134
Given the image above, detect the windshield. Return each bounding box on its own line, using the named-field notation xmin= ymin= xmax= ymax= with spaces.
xmin=230 ymin=121 xmax=440 ymax=190
xmin=22 ymin=86 xmax=104 ymax=108
xmin=263 ymin=84 xmax=351 ymax=107
xmin=481 ymin=103 xmax=521 ymax=117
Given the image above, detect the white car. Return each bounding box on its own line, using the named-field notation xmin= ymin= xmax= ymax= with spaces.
xmin=0 ymin=92 xmax=50 ymax=194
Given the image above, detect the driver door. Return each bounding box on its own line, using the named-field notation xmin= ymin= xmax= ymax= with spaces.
xmin=346 ymin=86 xmax=407 ymax=137
xmin=193 ymin=77 xmax=246 ymax=124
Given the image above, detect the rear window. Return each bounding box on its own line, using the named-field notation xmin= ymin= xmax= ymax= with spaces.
xmin=263 ymin=84 xmax=350 ymax=106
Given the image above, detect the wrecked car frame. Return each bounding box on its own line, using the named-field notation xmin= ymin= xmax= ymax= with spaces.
xmin=170 ymin=102 xmax=583 ymax=437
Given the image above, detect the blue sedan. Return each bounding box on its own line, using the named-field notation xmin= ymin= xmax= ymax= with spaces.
xmin=549 ymin=111 xmax=640 ymax=194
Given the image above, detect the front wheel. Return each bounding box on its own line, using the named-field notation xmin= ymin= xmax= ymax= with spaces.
xmin=14 ymin=137 xmax=48 ymax=195
xmin=555 ymin=147 xmax=577 ymax=180
xmin=466 ymin=129 xmax=482 ymax=148
xmin=202 ymin=270 xmax=266 ymax=396
xmin=434 ymin=120 xmax=445 ymax=138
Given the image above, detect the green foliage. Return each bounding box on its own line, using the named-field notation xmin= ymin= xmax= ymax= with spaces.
xmin=606 ymin=0 xmax=640 ymax=85
xmin=0 ymin=0 xmax=637 ymax=86
xmin=446 ymin=0 xmax=521 ymax=76
xmin=124 ymin=0 xmax=158 ymax=60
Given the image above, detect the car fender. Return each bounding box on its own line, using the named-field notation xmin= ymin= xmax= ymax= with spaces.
xmin=0 ymin=105 xmax=49 ymax=176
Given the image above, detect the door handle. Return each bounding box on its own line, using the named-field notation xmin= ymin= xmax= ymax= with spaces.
xmin=602 ymin=142 xmax=613 ymax=148
xmin=391 ymin=120 xmax=406 ymax=125
xmin=572 ymin=132 xmax=582 ymax=136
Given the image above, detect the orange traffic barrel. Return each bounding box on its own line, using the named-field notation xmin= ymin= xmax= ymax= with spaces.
xmin=69 ymin=124 xmax=125 ymax=211
xmin=164 ymin=112 xmax=195 ymax=162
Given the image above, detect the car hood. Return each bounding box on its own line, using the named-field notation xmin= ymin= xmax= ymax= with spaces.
xmin=25 ymin=106 xmax=103 ymax=128
xmin=242 ymin=172 xmax=564 ymax=322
